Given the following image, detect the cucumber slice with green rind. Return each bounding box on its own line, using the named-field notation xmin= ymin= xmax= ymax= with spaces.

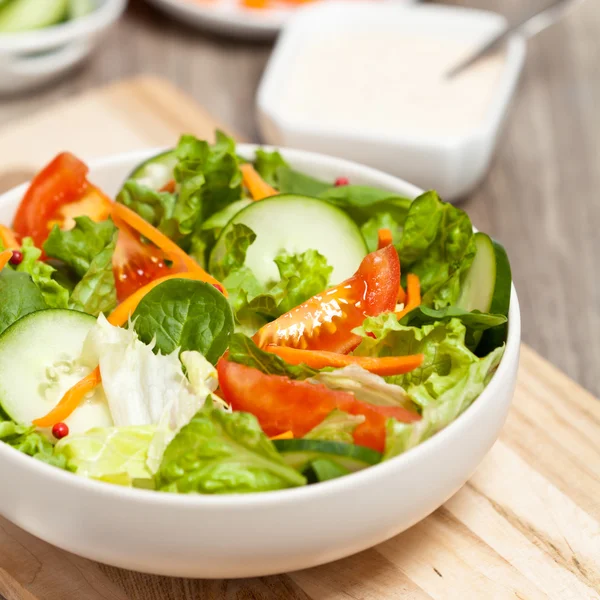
xmin=209 ymin=194 xmax=368 ymax=287
xmin=457 ymin=232 xmax=512 ymax=352
xmin=273 ymin=439 xmax=381 ymax=473
xmin=0 ymin=309 xmax=112 ymax=433
xmin=0 ymin=0 xmax=69 ymax=32
xmin=127 ymin=150 xmax=178 ymax=190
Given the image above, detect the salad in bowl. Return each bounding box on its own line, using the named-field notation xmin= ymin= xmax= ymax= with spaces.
xmin=0 ymin=132 xmax=512 ymax=495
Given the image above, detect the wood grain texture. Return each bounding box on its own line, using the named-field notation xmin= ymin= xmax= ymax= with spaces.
xmin=0 ymin=76 xmax=599 ymax=600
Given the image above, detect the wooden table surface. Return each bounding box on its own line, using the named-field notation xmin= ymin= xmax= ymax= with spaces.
xmin=1 ymin=0 xmax=596 ymax=395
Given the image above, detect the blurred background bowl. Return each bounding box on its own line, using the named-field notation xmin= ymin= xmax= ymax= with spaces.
xmin=0 ymin=0 xmax=127 ymax=94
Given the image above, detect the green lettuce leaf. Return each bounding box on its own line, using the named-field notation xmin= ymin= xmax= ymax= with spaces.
xmin=400 ymin=306 xmax=507 ymax=351
xmin=304 ymin=409 xmax=365 ymax=444
xmin=116 ymin=181 xmax=180 ymax=238
xmin=44 ymin=217 xmax=117 ymax=278
xmin=360 ymin=212 xmax=405 ymax=253
xmin=175 ymin=131 xmax=243 ymax=222
xmin=253 ymin=149 xmax=289 ymax=187
xmin=228 ymin=333 xmax=318 ymax=379
xmin=16 ymin=238 xmax=69 ymax=308
xmin=212 ymin=222 xmax=257 ymax=281
xmin=384 ymin=346 xmax=504 ymax=459
xmin=0 ymin=418 xmax=70 ymax=470
xmin=276 ymin=167 xmax=332 ymax=196
xmin=43 ymin=217 xmax=118 ymax=316
xmin=0 ymin=269 xmax=47 ymax=335
xmin=398 ymin=191 xmax=475 ymax=308
xmin=132 ymin=278 xmax=234 ymax=363
xmin=155 ymin=406 xmax=306 ymax=493
xmin=54 ymin=426 xmax=156 ymax=485
xmin=310 ymin=364 xmax=414 ymax=409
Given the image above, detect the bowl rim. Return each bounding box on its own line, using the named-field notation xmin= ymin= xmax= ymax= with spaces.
xmin=257 ymin=2 xmax=527 ymax=150
xmin=0 ymin=0 xmax=127 ymax=54
xmin=0 ymin=144 xmax=521 ymax=507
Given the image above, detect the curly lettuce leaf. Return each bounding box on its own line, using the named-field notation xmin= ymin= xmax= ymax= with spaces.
xmin=0 ymin=418 xmax=70 ymax=470
xmin=43 ymin=217 xmax=118 ymax=316
xmin=43 ymin=217 xmax=117 ymax=278
xmin=16 ymin=238 xmax=69 ymax=308
xmin=253 ymin=149 xmax=289 ymax=187
xmin=400 ymin=305 xmax=507 ymax=352
xmin=155 ymin=406 xmax=306 ymax=493
xmin=384 ymin=346 xmax=504 ymax=459
xmin=398 ymin=191 xmax=475 ymax=308
xmin=54 ymin=426 xmax=156 ymax=485
xmin=304 ymin=409 xmax=365 ymax=444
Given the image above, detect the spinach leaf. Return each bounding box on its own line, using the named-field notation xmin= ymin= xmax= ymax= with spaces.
xmin=276 ymin=167 xmax=332 ymax=196
xmin=155 ymin=406 xmax=306 ymax=493
xmin=0 ymin=269 xmax=47 ymax=335
xmin=228 ymin=333 xmax=318 ymax=380
xmin=132 ymin=279 xmax=234 ymax=364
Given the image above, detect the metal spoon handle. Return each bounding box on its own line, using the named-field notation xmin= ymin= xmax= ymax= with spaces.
xmin=447 ymin=0 xmax=585 ymax=79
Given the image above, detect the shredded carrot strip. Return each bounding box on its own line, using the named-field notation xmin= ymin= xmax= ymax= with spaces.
xmin=160 ymin=180 xmax=176 ymax=193
xmin=32 ymin=367 xmax=101 ymax=428
xmin=397 ymin=285 xmax=406 ymax=305
xmin=240 ymin=163 xmax=278 ymax=200
xmin=0 ymin=225 xmax=19 ymax=250
xmin=108 ymin=272 xmax=213 ymax=327
xmin=396 ymin=273 xmax=421 ymax=320
xmin=111 ymin=204 xmax=226 ymax=294
xmin=264 ymin=345 xmax=423 ymax=376
xmin=0 ymin=249 xmax=12 ymax=270
xmin=270 ymin=431 xmax=293 ymax=440
xmin=377 ymin=228 xmax=393 ymax=250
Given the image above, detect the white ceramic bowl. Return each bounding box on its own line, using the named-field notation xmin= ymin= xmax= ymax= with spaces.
xmin=145 ymin=0 xmax=417 ymax=39
xmin=0 ymin=146 xmax=520 ymax=578
xmin=257 ymin=2 xmax=527 ymax=200
xmin=0 ymin=0 xmax=126 ymax=94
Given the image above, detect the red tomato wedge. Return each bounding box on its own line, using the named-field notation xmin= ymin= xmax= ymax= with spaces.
xmin=217 ymin=359 xmax=420 ymax=452
xmin=254 ymin=244 xmax=400 ymax=354
xmin=111 ymin=217 xmax=188 ymax=303
xmin=12 ymin=152 xmax=112 ymax=248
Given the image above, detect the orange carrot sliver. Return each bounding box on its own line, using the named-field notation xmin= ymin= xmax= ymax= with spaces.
xmin=270 ymin=431 xmax=293 ymax=440
xmin=396 ymin=273 xmax=421 ymax=320
xmin=0 ymin=225 xmax=19 ymax=250
xmin=377 ymin=228 xmax=393 ymax=250
xmin=33 ymin=367 xmax=101 ymax=428
xmin=264 ymin=345 xmax=423 ymax=377
xmin=111 ymin=203 xmax=226 ymax=295
xmin=240 ymin=163 xmax=278 ymax=201
xmin=0 ymin=249 xmax=12 ymax=271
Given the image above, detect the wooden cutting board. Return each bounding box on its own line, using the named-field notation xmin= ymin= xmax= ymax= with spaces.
xmin=0 ymin=77 xmax=598 ymax=600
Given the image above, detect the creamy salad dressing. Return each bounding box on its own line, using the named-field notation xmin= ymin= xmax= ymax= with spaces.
xmin=279 ymin=32 xmax=507 ymax=137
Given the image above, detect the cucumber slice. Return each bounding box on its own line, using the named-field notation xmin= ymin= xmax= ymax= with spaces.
xmin=210 ymin=195 xmax=368 ymax=286
xmin=309 ymin=458 xmax=352 ymax=482
xmin=0 ymin=0 xmax=69 ymax=32
xmin=457 ymin=233 xmax=512 ymax=352
xmin=68 ymin=0 xmax=96 ymax=19
xmin=0 ymin=309 xmax=112 ymax=434
xmin=457 ymin=233 xmax=511 ymax=313
xmin=273 ymin=439 xmax=381 ymax=473
xmin=127 ymin=150 xmax=178 ymax=190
